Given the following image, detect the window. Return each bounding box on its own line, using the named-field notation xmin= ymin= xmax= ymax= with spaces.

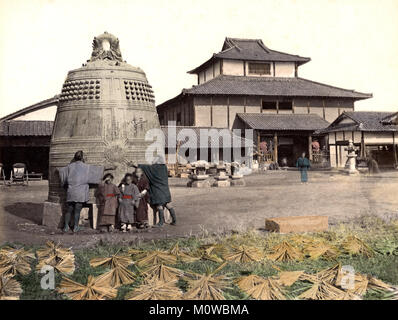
xmin=248 ymin=62 xmax=271 ymax=75
xmin=279 ymin=101 xmax=293 ymax=110
xmin=262 ymin=101 xmax=277 ymax=110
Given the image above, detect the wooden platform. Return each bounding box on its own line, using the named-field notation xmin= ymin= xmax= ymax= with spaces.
xmin=265 ymin=215 xmax=328 ymax=233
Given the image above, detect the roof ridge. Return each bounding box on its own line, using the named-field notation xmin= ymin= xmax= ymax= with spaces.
xmin=226 ymin=38 xmax=242 ymax=52
xmin=0 ymin=95 xmax=59 ymax=122
xmin=6 ymin=120 xmax=54 ymax=122
xmin=345 ymin=111 xmax=393 ymax=114
xmin=338 ymin=111 xmax=361 ymax=125
xmin=226 ymin=37 xmax=263 ymax=42
xmin=182 ymin=75 xmax=223 ymax=93
xmin=297 ymin=77 xmax=372 ymax=96
xmin=267 ymin=48 xmax=310 ymax=60
xmin=225 ymin=37 xmax=271 ymax=54
xmin=218 ymin=46 xmax=239 ymax=55
xmin=257 ymin=39 xmax=270 ymax=53
xmin=237 ymin=112 xmax=326 ymax=117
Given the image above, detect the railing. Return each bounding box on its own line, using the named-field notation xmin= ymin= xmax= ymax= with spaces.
xmin=312 ymin=150 xmax=330 ymax=167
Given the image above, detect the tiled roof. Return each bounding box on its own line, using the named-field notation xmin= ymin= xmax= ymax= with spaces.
xmin=0 ymin=121 xmax=54 ymax=136
xmin=381 ymin=112 xmax=398 ymax=125
xmin=318 ymin=111 xmax=398 ymax=133
xmin=188 ymin=38 xmax=310 ymax=74
xmin=160 ymin=126 xmax=253 ymax=148
xmin=181 ymin=75 xmax=371 ymax=100
xmin=219 ymin=38 xmax=310 ymax=63
xmin=236 ymin=113 xmax=330 ymax=131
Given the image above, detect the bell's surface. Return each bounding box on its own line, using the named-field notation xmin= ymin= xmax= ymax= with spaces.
xmin=48 ymin=32 xmax=160 ymax=203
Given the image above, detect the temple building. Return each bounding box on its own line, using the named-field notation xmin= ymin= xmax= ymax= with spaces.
xmin=157 ymin=37 xmax=372 ymax=166
xmin=318 ymin=111 xmax=398 ymax=168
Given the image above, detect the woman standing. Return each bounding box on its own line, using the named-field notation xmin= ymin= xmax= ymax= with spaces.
xmin=296 ymin=152 xmax=311 ymax=183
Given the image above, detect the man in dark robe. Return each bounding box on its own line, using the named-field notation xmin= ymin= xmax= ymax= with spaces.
xmin=296 ymin=152 xmax=311 ymax=183
xmin=58 ymin=150 xmax=105 ymax=233
xmin=130 ymin=157 xmax=177 ymax=227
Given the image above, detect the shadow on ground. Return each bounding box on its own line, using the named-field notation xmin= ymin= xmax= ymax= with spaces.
xmin=5 ymin=202 xmax=43 ymax=225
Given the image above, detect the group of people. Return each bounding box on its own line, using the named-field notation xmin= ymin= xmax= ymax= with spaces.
xmin=59 ymin=150 xmax=177 ymax=233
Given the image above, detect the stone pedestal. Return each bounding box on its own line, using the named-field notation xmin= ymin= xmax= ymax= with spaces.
xmin=187 ymin=175 xmax=211 ymax=188
xmin=187 ymin=161 xmax=210 ymax=188
xmin=212 ymin=179 xmax=230 ymax=187
xmin=42 ymin=201 xmax=63 ymax=228
xmin=42 ymin=201 xmax=99 ymax=229
xmin=230 ymin=174 xmax=246 ymax=186
xmin=213 ymin=171 xmax=230 ymax=187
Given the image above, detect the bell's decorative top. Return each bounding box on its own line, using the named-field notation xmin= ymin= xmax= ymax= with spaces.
xmin=47 ymin=32 xmax=160 ymax=205
xmin=90 ymin=31 xmax=123 ymax=62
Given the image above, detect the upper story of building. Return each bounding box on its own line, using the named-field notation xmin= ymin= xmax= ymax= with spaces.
xmin=157 ymin=37 xmax=373 ymax=128
xmin=188 ymin=38 xmax=311 ymax=84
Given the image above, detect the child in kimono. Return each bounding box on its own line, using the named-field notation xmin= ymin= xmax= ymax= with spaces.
xmin=97 ymin=173 xmax=120 ymax=232
xmin=134 ymin=167 xmax=150 ymax=229
xmin=118 ymin=173 xmax=140 ymax=232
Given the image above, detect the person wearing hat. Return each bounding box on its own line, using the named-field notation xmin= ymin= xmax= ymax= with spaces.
xmin=96 ymin=173 xmax=120 ymax=232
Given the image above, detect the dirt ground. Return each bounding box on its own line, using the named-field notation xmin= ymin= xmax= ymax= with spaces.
xmin=1 ymin=170 xmax=398 ymax=248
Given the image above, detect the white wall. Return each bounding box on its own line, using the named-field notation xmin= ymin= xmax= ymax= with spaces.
xmin=274 ymin=62 xmax=295 ymax=77
xmin=223 ymin=59 xmax=244 ymax=76
xmin=198 ymin=71 xmax=205 ymax=84
xmin=205 ymin=65 xmax=214 ymax=83
xmin=212 ymin=106 xmax=228 ymax=128
xmin=214 ymin=60 xmax=221 ymax=77
xmin=324 ymin=108 xmax=339 ymax=123
xmin=364 ymin=132 xmax=394 ymax=144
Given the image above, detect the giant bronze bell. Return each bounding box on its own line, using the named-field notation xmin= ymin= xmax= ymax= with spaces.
xmin=43 ymin=32 xmax=160 ymax=227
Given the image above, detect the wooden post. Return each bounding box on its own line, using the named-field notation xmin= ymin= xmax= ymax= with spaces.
xmin=257 ymin=132 xmax=261 ymax=163
xmin=393 ymin=132 xmax=398 ymax=169
xmin=360 ymin=132 xmax=366 ymax=158
xmin=308 ymin=135 xmax=313 ymax=161
xmin=273 ymin=132 xmax=278 ymax=163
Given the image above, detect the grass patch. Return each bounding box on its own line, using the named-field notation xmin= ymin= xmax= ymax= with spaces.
xmin=2 ymin=215 xmax=398 ymax=300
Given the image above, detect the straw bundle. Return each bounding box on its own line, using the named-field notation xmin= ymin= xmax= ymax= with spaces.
xmin=125 ymin=279 xmax=183 ymax=300
xmin=142 ymin=264 xmax=184 ymax=283
xmin=341 ymin=236 xmax=373 ymax=257
xmin=267 ymin=241 xmax=304 ymax=262
xmin=57 ymin=275 xmax=117 ymax=300
xmin=183 ymin=263 xmax=230 ymax=300
xmin=236 ymin=275 xmax=286 ymax=300
xmin=223 ymin=245 xmax=265 ymax=263
xmin=0 ymin=276 xmax=22 ymax=300
xmin=0 ymin=248 xmax=35 ymax=277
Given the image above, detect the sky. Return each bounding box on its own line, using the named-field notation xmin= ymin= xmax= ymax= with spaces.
xmin=0 ymin=0 xmax=397 ymax=119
